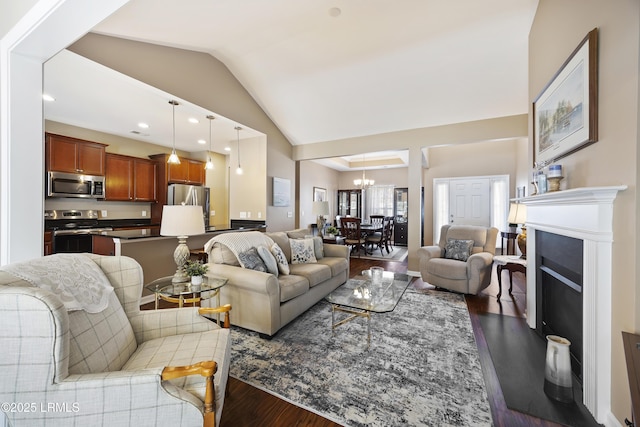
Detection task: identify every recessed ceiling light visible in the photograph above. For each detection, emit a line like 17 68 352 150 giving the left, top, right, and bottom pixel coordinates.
197 139 206 145
224 146 231 152
138 122 149 129
329 7 341 17
42 94 55 102
188 117 199 124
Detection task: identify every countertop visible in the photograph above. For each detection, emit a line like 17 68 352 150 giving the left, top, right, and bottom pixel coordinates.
92 225 265 240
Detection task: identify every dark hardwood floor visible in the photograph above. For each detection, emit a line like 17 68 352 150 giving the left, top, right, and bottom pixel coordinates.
218 256 564 427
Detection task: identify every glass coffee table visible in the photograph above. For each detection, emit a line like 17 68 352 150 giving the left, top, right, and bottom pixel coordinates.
325 270 411 347
145 275 228 323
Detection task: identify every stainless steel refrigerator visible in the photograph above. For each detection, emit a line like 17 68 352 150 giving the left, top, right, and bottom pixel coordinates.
167 184 210 228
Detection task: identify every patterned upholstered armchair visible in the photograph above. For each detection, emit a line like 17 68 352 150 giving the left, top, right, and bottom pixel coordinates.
418 224 498 295
0 254 231 427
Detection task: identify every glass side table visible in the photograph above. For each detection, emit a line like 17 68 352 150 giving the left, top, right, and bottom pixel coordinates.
145 275 228 322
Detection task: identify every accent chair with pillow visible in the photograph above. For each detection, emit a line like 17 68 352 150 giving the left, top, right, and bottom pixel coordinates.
0 253 231 427
418 224 498 295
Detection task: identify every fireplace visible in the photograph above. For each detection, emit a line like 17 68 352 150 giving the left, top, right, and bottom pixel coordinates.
535 230 583 379
520 186 625 425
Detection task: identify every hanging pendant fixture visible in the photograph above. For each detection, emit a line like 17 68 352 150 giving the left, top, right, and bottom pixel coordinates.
167 100 181 164
204 115 215 170
235 126 243 175
353 154 374 188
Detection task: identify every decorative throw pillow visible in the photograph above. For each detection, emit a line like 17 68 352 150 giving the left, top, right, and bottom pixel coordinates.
270 243 290 275
257 245 279 277
444 239 475 262
237 247 268 272
289 238 318 264
311 236 324 260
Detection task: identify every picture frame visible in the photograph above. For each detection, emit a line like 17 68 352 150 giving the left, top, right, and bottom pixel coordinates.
533 28 598 164
272 177 290 207
313 187 327 202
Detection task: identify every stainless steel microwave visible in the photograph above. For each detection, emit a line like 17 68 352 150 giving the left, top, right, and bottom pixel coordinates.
47 171 105 199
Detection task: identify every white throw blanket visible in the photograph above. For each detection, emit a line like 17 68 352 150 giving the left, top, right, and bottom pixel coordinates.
0 253 113 313
204 231 274 268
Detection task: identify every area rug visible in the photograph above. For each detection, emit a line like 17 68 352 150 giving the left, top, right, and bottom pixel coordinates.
229 287 492 427
478 312 601 427
358 246 408 262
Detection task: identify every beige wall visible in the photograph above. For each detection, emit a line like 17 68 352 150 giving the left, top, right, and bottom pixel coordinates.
423 138 525 245
228 136 267 222
338 167 409 189
298 161 340 229
530 1 639 423
69 33 296 232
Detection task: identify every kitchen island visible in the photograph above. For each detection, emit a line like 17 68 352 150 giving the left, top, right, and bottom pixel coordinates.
92 226 265 293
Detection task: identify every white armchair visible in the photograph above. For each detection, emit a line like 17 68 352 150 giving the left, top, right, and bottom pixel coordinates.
418 224 498 295
0 254 231 427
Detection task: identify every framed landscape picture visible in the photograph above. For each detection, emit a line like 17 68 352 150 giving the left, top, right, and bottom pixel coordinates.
533 28 598 164
313 187 327 202
273 177 290 207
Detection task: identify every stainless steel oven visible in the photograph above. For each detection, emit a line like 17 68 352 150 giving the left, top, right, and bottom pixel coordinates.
45 210 112 253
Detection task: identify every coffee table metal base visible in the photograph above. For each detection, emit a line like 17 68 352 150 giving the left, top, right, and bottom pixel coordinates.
331 304 371 347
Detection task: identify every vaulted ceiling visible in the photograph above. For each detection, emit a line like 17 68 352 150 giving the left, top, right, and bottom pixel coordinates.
44 0 538 167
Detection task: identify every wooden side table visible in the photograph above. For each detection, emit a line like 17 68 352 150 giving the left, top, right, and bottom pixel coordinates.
493 255 527 299
500 231 518 255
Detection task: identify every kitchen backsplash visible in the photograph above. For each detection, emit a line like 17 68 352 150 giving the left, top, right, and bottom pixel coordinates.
45 198 153 220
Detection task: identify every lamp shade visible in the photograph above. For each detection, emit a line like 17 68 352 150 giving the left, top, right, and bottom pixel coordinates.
507 203 527 224
312 201 330 216
160 205 205 236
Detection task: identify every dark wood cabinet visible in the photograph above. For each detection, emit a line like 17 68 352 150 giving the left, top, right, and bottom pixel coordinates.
45 133 106 175
105 153 157 202
167 158 205 185
394 222 408 246
149 154 205 224
44 231 52 256
337 189 362 219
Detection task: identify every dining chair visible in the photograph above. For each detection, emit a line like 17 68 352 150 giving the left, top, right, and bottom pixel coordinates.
384 216 395 253
365 216 388 255
340 217 366 257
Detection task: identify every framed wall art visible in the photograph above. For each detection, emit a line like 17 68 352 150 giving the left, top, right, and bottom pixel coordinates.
272 177 290 207
313 187 327 202
533 28 598 164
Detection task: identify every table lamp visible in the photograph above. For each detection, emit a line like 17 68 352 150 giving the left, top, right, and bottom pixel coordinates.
160 204 205 282
312 201 330 236
507 203 527 259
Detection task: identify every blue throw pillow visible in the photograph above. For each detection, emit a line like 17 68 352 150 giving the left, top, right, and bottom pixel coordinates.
444 239 474 262
238 247 268 272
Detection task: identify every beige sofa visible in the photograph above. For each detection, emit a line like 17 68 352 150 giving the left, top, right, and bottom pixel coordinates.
205 229 349 337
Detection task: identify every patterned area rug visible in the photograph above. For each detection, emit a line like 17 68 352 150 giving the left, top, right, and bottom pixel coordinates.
229 287 492 427
357 246 408 262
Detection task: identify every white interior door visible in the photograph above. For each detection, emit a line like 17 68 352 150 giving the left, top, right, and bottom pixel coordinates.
449 178 491 226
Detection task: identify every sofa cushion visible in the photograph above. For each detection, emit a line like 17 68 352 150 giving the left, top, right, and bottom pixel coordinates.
209 242 240 266
428 258 468 280
237 247 268 272
270 243 290 275
290 238 317 264
278 274 310 302
286 228 312 239
266 232 292 262
445 239 474 262
288 263 332 287
257 246 278 276
316 256 349 277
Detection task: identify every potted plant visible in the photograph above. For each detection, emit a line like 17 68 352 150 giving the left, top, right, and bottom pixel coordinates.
326 225 338 237
184 259 208 285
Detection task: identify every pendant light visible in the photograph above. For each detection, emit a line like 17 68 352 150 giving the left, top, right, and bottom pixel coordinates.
204 115 215 170
167 100 181 164
353 154 374 188
235 126 243 175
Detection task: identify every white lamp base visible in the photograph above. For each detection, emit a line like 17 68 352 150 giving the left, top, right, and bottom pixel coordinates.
172 236 191 283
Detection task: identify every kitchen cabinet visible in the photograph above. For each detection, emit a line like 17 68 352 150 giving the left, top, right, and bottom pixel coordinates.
45 133 106 176
149 153 205 224
44 231 52 256
105 153 157 202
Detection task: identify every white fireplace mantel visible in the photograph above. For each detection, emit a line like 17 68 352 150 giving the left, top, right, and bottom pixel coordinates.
519 185 626 426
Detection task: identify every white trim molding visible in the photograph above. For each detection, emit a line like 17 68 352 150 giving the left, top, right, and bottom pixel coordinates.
519 185 626 426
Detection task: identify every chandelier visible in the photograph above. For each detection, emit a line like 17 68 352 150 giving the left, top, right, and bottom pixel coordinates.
353 154 374 188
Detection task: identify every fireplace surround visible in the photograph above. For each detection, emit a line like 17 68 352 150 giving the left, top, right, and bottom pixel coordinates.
520 186 626 424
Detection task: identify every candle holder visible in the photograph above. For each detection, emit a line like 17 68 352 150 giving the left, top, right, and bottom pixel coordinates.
547 176 564 192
